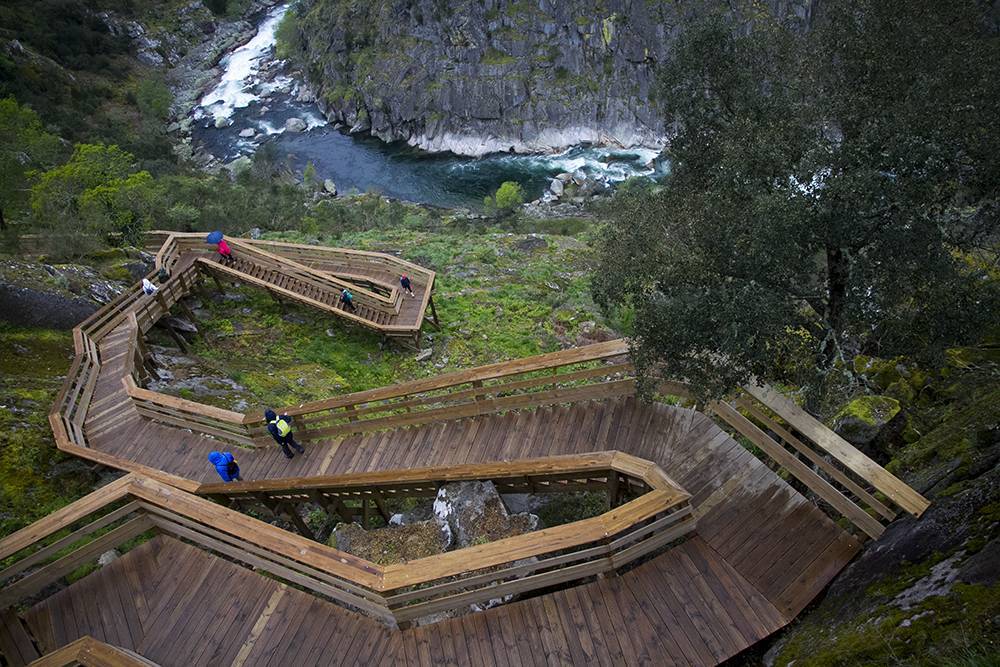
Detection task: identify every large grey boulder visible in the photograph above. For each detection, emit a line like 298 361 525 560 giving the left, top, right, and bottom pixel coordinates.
284 117 307 132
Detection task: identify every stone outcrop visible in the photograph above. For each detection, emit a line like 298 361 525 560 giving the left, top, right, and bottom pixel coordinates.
287 0 814 156
0 260 127 329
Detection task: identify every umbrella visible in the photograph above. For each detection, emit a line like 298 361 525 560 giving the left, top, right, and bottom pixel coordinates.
206 231 224 244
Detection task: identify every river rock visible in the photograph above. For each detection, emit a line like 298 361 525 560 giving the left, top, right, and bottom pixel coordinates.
549 178 564 197
415 348 433 362
323 179 337 195
571 169 587 186
284 117 307 132
239 127 255 137
214 116 230 129
555 172 573 182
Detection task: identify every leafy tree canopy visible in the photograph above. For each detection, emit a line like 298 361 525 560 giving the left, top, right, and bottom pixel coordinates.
593 0 1000 400
0 97 64 228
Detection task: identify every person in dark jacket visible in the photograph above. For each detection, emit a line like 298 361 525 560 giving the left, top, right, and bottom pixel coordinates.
340 288 356 313
208 451 242 482
264 409 305 459
400 273 415 297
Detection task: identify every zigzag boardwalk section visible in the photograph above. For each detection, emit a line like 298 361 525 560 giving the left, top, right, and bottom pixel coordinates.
15 232 929 666
20 399 859 666
23 534 784 667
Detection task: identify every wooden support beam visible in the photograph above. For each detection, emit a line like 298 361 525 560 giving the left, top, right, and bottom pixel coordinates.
608 472 619 510
211 273 225 293
164 319 190 353
362 497 370 529
428 295 440 328
371 492 391 523
280 502 315 540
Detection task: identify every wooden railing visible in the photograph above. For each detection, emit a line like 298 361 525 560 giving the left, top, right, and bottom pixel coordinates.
708 384 931 539
29 637 160 667
0 457 694 629
244 339 635 443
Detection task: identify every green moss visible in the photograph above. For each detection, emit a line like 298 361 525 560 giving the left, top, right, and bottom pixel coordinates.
776 582 1000 666
834 395 901 427
481 48 516 66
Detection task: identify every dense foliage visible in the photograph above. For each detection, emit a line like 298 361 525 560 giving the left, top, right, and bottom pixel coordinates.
594 0 1000 399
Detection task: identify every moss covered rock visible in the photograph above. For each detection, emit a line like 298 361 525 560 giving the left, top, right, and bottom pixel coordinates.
833 395 903 446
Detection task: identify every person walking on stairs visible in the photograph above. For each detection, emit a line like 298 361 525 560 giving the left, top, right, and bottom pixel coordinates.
208 451 243 482
340 288 357 313
400 273 415 297
216 238 235 265
265 409 305 459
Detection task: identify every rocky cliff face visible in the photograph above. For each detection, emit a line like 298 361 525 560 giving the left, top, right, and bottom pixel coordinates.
287 0 813 156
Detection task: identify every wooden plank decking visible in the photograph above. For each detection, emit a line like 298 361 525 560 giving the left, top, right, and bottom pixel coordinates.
24 534 788 667
69 395 861 665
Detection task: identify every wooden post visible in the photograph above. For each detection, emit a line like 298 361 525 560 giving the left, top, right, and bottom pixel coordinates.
371 492 391 523
362 497 370 529
607 472 619 510
428 295 440 327
211 273 225 293
177 299 198 327
164 320 190 353
280 502 315 540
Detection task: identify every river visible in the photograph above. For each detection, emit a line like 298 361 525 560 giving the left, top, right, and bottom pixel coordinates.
192 4 665 209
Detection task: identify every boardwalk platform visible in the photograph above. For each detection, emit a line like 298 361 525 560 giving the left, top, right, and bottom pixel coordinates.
25 535 788 666
5 232 930 667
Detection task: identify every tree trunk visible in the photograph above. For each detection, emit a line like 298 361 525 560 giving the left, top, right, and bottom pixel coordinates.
821 245 850 367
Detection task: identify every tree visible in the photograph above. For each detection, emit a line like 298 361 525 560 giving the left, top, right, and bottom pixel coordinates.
0 98 63 230
593 1 1000 400
485 180 525 216
30 143 155 256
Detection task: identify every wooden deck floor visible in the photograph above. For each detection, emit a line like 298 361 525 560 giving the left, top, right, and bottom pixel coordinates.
71 377 861 665
26 534 789 667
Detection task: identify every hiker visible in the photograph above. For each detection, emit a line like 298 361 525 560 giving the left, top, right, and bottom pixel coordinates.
340 288 356 312
141 278 159 296
216 238 234 264
265 409 305 459
208 451 243 482
400 273 415 297
157 267 170 284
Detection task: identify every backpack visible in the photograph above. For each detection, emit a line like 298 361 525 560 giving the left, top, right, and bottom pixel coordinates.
226 459 239 478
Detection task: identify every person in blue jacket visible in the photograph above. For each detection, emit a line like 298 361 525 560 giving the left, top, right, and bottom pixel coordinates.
265 409 305 459
208 451 242 482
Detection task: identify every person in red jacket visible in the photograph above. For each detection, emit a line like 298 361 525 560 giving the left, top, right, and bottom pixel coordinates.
216 238 234 264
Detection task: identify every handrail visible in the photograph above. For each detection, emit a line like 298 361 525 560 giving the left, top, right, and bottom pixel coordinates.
29 636 160 666
0 456 695 627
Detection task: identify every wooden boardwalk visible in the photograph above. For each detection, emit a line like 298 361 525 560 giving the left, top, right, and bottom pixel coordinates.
25 534 788 666
73 394 860 663
15 232 913 666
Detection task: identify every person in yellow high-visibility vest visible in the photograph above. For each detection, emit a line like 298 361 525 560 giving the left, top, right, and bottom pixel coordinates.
264 409 305 459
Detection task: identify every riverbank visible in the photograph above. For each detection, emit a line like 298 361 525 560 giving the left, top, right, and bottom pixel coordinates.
166 3 666 209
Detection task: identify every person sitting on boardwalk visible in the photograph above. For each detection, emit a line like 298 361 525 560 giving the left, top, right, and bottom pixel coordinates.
265 409 305 459
141 278 159 296
400 273 415 298
216 238 234 264
208 451 243 482
340 288 356 312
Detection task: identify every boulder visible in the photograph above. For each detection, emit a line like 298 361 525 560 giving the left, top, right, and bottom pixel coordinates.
833 395 903 449
415 348 433 362
555 172 573 182
98 550 120 567
238 127 255 138
214 116 230 129
323 179 337 195
548 177 564 197
284 117 307 132
515 235 548 253
432 480 538 549
571 169 587 185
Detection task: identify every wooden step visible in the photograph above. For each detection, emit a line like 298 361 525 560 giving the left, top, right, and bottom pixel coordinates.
0 608 39 667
